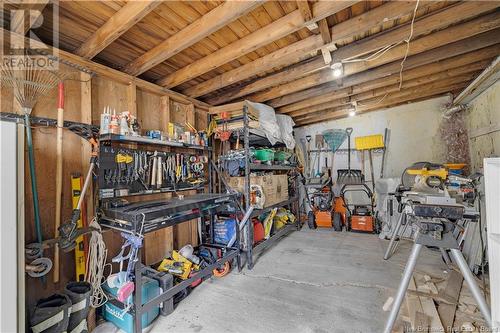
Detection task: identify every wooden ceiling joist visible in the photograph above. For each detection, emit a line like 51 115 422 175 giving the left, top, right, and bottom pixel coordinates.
182 35 325 98
270 31 500 109
207 1 499 105
9 1 499 126
9 0 49 35
296 1 317 30
288 61 490 118
122 1 262 77
295 79 471 126
186 1 425 100
156 0 358 88
184 2 426 99
453 55 500 105
279 45 500 114
1 28 210 109
244 13 500 105
74 1 160 59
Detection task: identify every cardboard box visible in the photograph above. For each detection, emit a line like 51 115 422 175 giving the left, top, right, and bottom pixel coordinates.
227 174 288 207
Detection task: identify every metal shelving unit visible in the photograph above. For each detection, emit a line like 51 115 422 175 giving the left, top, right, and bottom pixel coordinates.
210 102 300 269
100 192 241 333
97 113 242 333
240 104 300 269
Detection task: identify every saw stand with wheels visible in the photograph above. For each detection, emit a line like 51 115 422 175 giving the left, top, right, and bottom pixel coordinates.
383 204 492 333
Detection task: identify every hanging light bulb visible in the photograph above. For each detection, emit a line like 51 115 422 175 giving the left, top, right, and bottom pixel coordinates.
348 110 356 117
331 62 343 78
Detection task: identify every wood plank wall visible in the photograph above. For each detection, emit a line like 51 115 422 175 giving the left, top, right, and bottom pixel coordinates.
0 65 205 308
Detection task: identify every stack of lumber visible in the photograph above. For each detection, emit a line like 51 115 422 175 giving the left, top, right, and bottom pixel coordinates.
388 269 489 332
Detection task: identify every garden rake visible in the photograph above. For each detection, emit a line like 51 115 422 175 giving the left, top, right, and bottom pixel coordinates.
1 53 64 280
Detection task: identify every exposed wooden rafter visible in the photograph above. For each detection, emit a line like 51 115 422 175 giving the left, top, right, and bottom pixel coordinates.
295 79 472 126
182 1 424 99
296 1 318 30
74 0 160 59
12 0 500 126
206 1 499 105
0 28 210 109
122 1 263 76
9 0 48 35
453 55 500 105
279 45 500 115
270 33 500 109
243 13 500 104
156 0 358 88
288 60 490 118
183 1 425 97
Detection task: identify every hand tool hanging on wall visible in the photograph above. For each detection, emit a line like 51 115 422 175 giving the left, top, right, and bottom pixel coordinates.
337 128 363 184
368 149 375 193
54 81 65 283
305 135 312 177
150 151 157 188
315 134 324 176
71 174 87 282
1 56 65 282
24 126 99 280
156 155 162 189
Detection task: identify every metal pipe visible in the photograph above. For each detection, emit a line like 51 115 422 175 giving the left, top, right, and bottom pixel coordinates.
443 104 468 117
243 105 253 269
450 249 492 327
384 243 423 333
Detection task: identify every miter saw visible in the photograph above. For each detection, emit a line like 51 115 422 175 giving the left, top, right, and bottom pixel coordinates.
384 162 479 260
382 162 491 333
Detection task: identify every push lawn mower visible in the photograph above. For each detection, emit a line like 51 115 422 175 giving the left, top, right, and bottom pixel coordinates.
304 171 343 231
340 183 378 233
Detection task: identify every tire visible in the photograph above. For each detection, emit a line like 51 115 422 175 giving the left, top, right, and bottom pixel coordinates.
333 212 342 231
307 211 317 229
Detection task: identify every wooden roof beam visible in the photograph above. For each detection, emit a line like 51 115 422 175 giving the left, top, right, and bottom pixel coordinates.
157 0 358 88
74 0 160 59
295 78 472 125
453 55 500 105
122 1 262 77
183 1 423 99
279 46 500 114
270 34 500 108
296 1 318 30
295 80 470 126
1 28 210 109
318 18 333 64
245 13 500 104
207 1 499 105
9 0 48 35
288 62 489 118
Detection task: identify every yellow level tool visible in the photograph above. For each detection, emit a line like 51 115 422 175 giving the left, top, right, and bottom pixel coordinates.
71 174 86 281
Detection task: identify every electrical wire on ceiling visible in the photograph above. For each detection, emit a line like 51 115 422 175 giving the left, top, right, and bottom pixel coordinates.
398 0 420 90
356 92 389 108
344 0 420 108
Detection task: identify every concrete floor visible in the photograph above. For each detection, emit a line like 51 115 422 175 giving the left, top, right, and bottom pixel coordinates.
151 228 448 333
